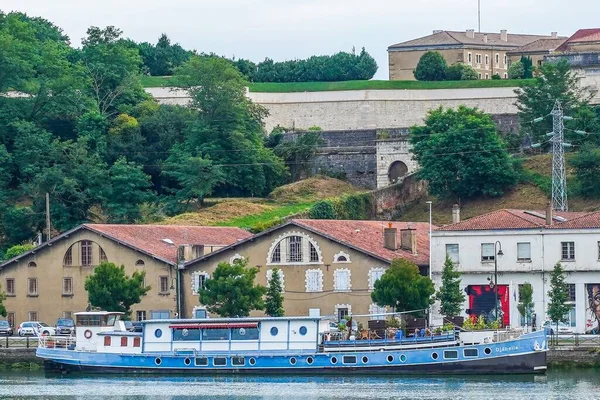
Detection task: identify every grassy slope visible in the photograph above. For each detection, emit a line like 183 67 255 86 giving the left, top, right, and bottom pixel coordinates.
141 76 533 92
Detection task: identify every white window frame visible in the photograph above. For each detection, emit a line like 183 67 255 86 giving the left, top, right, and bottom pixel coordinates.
335 304 352 322
191 271 210 295
369 303 387 321
446 244 459 264
597 241 600 260
305 269 323 293
266 269 285 293
476 54 482 64
485 55 489 66
485 73 489 79
504 54 508 65
62 277 73 295
517 242 531 262
481 243 495 262
333 251 351 263
495 53 500 65
333 268 352 292
504 73 508 79
467 52 472 63
229 254 244 264
267 231 323 266
561 242 575 261
368 267 385 290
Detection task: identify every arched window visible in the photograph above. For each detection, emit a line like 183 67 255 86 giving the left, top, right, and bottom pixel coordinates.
63 247 73 267
229 254 244 264
135 259 145 267
333 251 351 263
28 261 37 268
267 232 322 265
100 249 108 263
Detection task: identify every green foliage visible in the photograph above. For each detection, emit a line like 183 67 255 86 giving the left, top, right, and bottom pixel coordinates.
309 201 336 219
516 59 593 144
517 282 534 327
570 149 600 198
414 51 447 81
435 255 465 318
136 33 193 76
0 284 5 318
521 56 533 79
104 157 154 222
198 259 266 317
84 262 151 319
265 268 284 317
4 244 35 260
446 63 478 81
371 259 435 314
410 106 517 202
508 61 525 79
492 73 501 80
547 262 571 324
254 48 377 82
274 131 324 181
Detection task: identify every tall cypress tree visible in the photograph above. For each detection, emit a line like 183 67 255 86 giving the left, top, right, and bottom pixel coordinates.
435 255 465 319
547 262 570 332
265 269 284 317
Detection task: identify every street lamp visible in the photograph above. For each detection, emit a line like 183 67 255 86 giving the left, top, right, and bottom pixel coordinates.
494 241 504 327
426 201 432 326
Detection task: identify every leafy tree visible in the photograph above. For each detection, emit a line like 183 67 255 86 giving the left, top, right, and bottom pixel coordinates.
4 243 35 260
274 131 324 181
198 259 266 317
104 157 154 223
371 259 435 315
435 255 465 319
570 149 600 198
414 51 447 81
446 63 478 81
517 282 534 329
410 106 517 202
265 269 284 317
0 284 6 317
516 59 594 144
521 56 533 79
309 200 336 219
547 262 571 329
84 262 150 319
508 60 525 79
137 34 192 76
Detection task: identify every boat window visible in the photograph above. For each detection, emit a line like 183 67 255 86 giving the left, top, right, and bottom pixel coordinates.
299 326 308 336
290 357 297 365
270 327 278 336
133 337 141 347
203 329 229 341
342 355 357 364
195 357 208 366
464 348 478 358
173 328 201 341
307 357 314 365
361 356 369 364
104 336 111 346
444 350 458 359
231 327 259 340
213 357 227 366
431 352 439 360
249 358 256 366
232 357 245 366
484 347 492 355
121 337 128 347
105 315 118 326
386 355 394 363
76 315 102 326
154 329 162 338
399 354 407 363
330 356 338 364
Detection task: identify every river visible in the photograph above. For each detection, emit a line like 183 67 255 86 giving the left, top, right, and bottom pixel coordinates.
0 370 598 399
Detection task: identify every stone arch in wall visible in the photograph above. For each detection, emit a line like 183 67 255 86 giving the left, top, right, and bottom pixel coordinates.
388 161 408 184
376 138 418 189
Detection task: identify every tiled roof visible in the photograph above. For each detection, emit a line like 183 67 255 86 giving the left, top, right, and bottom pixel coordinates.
556 29 600 52
389 31 556 50
84 224 252 264
437 209 597 231
293 219 433 265
507 38 567 54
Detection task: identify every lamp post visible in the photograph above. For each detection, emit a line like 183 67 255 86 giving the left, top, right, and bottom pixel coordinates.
426 201 432 326
494 241 504 327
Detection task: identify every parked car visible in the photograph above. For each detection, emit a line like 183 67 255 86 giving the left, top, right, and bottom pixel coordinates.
18 322 39 336
0 320 13 336
124 321 133 332
131 322 143 333
543 321 574 335
55 318 75 335
36 322 56 336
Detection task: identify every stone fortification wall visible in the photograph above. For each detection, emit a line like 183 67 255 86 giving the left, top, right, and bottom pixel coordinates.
146 87 520 132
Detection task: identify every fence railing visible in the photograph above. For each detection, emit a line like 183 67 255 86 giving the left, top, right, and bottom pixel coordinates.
38 335 76 349
0 336 40 349
548 333 600 348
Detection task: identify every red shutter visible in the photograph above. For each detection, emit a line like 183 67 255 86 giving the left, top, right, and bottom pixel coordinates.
133 337 141 347
104 336 111 346
121 337 128 347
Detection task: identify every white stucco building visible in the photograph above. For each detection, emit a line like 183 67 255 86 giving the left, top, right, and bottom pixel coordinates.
431 206 600 333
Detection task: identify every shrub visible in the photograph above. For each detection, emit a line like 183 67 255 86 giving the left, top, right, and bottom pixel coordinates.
508 61 525 79
492 73 501 80
446 63 478 81
4 244 35 260
309 201 335 219
414 51 447 81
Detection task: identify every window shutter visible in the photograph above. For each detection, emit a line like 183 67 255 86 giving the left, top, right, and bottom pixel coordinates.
517 243 530 260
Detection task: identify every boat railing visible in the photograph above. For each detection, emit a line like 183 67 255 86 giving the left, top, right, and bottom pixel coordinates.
323 331 456 349
38 335 76 350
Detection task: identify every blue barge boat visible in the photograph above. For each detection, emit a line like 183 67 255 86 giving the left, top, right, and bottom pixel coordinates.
36 311 548 374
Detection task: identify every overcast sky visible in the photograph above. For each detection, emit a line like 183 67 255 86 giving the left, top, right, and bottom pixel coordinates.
4 0 599 79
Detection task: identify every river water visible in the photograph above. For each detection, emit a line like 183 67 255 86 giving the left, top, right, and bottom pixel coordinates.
0 370 598 399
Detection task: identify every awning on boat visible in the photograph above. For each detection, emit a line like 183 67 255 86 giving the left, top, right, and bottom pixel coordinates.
168 323 259 329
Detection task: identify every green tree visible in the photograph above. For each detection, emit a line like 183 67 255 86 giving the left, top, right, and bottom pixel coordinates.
265 269 284 317
435 255 465 319
516 59 594 144
410 106 517 202
309 200 336 219
274 131 324 181
570 149 600 198
521 56 533 79
446 63 478 81
547 262 571 330
0 284 6 318
371 259 435 314
508 61 524 79
517 282 534 329
4 243 35 260
198 259 266 317
104 157 154 223
84 262 150 319
414 51 447 81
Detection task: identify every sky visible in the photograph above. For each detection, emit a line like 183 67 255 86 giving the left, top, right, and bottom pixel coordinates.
3 0 599 79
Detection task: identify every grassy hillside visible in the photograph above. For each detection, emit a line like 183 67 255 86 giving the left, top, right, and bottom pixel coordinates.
397 154 600 226
140 76 533 92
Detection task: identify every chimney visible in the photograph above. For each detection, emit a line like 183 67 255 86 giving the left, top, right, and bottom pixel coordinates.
501 29 508 42
466 29 475 39
384 223 398 251
452 204 461 224
546 202 553 226
551 32 558 39
400 228 417 254
483 34 488 44
177 244 199 264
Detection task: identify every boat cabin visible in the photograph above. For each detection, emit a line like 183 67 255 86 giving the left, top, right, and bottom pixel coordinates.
74 311 130 352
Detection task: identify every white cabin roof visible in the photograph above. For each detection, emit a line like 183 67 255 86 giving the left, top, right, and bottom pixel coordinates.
73 311 124 316
141 316 321 324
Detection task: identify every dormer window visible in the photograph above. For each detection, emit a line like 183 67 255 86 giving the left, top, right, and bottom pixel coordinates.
267 232 322 265
333 251 351 263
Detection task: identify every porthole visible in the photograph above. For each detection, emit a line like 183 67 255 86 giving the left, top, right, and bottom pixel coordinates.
154 329 162 338
331 356 338 364
299 326 308 336
387 355 394 363
290 357 297 365
484 347 492 355
431 352 439 360
270 327 278 336
249 358 256 366
362 356 369 364
184 358 191 366
399 354 407 363
155 357 162 366
307 357 314 365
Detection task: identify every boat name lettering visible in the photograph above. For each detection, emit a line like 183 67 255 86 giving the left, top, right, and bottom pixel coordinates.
495 345 519 353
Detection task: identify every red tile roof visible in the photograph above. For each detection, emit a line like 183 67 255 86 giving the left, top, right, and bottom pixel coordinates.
84 224 252 264
556 29 600 52
437 209 599 231
293 220 434 265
